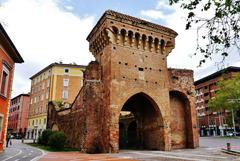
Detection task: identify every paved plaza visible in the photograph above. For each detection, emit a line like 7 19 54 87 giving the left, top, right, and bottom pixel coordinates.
0 137 239 161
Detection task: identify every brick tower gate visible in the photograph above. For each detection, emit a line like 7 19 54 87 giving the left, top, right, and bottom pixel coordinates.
47 10 199 153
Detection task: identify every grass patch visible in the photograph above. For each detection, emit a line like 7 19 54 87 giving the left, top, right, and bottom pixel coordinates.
26 143 79 152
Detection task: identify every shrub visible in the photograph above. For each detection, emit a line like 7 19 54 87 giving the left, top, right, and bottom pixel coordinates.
41 129 53 145
48 131 66 149
37 135 43 144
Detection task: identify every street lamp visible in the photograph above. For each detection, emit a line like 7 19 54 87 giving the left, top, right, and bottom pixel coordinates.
227 99 238 136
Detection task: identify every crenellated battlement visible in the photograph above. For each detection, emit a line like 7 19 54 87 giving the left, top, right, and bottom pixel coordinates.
87 10 177 57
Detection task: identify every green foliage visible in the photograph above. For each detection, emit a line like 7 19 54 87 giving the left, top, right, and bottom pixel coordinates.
54 99 71 110
48 131 66 149
55 99 65 108
37 135 43 144
40 129 53 145
169 0 240 66
226 114 233 127
208 74 240 112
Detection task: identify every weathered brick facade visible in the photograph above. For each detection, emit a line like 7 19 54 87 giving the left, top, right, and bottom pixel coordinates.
47 10 199 153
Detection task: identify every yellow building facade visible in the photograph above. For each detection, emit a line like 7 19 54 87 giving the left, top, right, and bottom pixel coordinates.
26 63 85 139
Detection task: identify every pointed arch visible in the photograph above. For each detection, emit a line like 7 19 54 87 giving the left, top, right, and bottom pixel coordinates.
119 92 164 150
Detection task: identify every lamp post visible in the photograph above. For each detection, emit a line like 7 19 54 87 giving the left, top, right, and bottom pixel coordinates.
227 99 238 136
231 109 236 136
218 112 224 136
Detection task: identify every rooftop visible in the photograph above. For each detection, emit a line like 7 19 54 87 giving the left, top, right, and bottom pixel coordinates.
30 62 86 79
11 93 30 100
194 66 240 85
0 23 24 63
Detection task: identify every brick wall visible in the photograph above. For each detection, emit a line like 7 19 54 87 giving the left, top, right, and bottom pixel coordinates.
47 10 198 153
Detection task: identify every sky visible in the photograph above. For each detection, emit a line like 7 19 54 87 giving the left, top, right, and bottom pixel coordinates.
0 0 239 98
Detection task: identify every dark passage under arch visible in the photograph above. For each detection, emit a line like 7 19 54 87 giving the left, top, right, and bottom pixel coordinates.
119 93 164 150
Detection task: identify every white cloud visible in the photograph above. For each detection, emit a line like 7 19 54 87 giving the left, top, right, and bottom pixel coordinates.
0 0 95 97
140 0 171 20
140 10 165 20
65 5 73 11
156 1 172 10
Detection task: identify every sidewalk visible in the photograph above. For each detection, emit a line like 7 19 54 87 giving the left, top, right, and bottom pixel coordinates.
38 152 137 161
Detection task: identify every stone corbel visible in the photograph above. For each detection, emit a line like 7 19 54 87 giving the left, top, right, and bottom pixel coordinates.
116 31 121 44
123 33 128 46
131 35 135 47
156 42 160 53
162 41 175 56
162 45 174 56
143 37 148 50
89 42 96 56
105 28 115 44
150 41 154 52
102 34 107 47
138 37 142 49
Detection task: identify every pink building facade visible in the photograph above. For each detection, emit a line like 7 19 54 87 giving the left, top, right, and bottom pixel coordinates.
8 94 30 138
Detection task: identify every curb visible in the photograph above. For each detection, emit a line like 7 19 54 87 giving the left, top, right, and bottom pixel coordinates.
221 149 240 156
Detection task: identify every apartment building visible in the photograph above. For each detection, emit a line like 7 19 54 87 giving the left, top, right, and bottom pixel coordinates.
195 66 240 137
0 23 24 151
8 94 30 138
26 62 85 139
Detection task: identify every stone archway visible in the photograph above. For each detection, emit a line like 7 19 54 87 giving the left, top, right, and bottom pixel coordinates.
119 93 164 150
169 91 191 149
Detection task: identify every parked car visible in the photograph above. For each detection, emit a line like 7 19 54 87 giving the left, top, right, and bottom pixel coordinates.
233 132 240 136
226 132 240 136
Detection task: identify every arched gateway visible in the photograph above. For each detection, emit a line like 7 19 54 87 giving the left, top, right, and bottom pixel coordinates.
119 93 164 150
47 10 199 153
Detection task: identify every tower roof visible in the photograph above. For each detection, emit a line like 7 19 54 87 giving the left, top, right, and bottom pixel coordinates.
87 10 178 41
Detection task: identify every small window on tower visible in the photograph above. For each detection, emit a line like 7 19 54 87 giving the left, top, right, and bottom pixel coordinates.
138 67 144 71
64 68 69 74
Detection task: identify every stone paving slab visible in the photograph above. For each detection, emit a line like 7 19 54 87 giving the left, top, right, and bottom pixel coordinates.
38 152 138 161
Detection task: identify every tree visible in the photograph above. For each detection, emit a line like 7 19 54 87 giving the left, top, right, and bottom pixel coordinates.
208 74 240 135
169 0 240 66
208 74 240 111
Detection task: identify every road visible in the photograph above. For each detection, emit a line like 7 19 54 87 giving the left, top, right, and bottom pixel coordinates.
110 137 240 161
200 136 240 148
0 139 45 161
0 137 239 161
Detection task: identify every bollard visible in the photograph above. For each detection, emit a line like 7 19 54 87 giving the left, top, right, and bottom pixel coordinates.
227 143 231 151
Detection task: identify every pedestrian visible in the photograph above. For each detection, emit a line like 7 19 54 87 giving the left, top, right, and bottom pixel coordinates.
6 132 11 147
